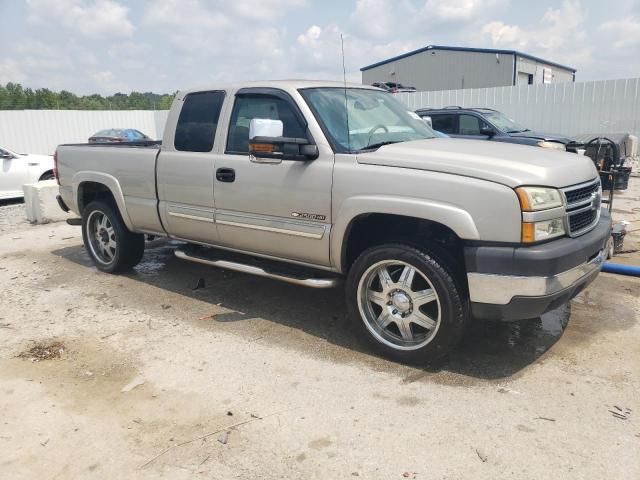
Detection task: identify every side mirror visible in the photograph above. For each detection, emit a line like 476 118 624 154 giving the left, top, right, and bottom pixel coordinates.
249 118 318 162
421 116 433 128
480 125 495 138
0 152 13 160
249 118 283 139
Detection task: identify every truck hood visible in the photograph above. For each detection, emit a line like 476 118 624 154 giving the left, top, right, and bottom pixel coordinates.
356 138 598 188
508 130 573 143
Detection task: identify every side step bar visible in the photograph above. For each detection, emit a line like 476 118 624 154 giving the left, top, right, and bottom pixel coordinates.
175 249 342 288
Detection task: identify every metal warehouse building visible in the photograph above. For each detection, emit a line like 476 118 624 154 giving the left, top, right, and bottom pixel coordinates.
361 45 576 92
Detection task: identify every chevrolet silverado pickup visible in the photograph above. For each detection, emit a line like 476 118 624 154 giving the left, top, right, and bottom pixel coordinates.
55 81 611 363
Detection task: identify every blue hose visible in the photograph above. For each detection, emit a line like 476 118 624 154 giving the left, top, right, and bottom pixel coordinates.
601 262 640 277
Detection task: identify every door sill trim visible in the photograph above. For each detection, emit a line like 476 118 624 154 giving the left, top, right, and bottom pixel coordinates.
216 219 323 239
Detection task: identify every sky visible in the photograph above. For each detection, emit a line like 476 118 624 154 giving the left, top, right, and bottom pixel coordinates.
1 0 639 95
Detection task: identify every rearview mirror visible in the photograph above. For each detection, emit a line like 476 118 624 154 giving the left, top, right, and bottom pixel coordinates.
248 118 318 162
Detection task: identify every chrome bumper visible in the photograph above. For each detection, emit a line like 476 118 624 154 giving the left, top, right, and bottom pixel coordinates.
467 249 605 305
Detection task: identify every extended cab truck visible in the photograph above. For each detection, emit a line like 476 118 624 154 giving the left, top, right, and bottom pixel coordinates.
55 81 611 363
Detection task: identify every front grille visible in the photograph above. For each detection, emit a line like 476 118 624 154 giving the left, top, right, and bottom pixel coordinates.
564 183 598 205
561 179 601 236
569 208 598 233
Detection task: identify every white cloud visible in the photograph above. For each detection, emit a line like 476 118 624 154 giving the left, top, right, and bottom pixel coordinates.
349 0 415 40
481 0 592 68
422 0 508 21
482 21 525 46
293 24 420 81
143 0 229 30
228 0 307 21
91 70 128 93
26 0 134 38
599 16 640 48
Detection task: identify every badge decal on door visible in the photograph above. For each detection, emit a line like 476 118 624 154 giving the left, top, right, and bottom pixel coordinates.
291 212 326 221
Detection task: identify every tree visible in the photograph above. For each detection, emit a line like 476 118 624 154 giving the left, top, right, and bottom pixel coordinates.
0 82 176 110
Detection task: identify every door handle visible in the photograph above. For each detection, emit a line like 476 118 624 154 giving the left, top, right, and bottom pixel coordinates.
216 168 235 182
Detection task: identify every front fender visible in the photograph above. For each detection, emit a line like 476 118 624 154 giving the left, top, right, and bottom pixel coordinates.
330 195 480 271
72 171 134 231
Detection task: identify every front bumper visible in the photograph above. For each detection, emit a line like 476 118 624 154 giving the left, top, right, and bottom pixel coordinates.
466 209 611 321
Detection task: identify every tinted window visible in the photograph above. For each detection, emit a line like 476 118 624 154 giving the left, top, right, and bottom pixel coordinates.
175 91 225 152
431 114 457 134
226 95 306 154
459 115 482 135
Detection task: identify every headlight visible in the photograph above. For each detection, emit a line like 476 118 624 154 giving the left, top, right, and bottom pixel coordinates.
537 140 566 150
522 218 565 243
515 186 564 211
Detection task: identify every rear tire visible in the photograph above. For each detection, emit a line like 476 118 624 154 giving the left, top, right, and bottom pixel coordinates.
346 243 466 364
81 200 145 273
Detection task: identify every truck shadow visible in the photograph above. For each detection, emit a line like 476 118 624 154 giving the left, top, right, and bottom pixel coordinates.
53 240 573 381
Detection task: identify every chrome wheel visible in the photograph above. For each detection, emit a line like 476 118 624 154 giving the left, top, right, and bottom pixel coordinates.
357 260 441 351
86 210 117 265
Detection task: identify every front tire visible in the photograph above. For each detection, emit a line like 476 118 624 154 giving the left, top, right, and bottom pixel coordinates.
81 200 145 273
346 244 466 364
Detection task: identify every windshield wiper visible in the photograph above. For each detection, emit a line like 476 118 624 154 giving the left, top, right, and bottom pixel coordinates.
357 140 401 152
507 128 530 133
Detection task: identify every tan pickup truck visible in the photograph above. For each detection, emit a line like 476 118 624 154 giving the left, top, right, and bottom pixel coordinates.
55 80 611 363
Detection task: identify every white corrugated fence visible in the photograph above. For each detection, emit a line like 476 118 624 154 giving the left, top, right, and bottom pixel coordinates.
396 77 640 139
0 110 169 155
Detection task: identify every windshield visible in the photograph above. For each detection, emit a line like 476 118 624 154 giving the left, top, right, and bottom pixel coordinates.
483 111 528 133
300 87 436 153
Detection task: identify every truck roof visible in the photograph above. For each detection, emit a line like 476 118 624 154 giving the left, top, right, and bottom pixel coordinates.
179 79 379 96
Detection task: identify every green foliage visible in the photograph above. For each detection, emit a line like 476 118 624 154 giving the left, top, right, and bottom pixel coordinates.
0 83 176 110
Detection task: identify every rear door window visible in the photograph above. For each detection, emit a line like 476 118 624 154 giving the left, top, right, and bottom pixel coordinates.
431 114 457 134
175 91 225 152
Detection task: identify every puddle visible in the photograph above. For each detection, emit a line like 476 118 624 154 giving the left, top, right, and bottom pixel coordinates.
133 246 175 276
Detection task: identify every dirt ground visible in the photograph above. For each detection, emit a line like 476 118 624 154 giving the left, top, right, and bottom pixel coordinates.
1 180 639 480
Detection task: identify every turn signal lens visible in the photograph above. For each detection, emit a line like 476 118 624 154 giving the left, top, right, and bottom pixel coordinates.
249 143 274 153
521 218 565 243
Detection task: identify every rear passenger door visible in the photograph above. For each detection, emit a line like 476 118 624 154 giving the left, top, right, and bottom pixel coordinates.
430 114 458 136
156 90 226 243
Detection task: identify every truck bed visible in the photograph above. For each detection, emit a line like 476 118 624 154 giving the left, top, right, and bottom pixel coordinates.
56 141 164 234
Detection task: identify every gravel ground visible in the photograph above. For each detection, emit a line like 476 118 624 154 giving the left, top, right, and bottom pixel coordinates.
0 183 638 480
0 199 28 233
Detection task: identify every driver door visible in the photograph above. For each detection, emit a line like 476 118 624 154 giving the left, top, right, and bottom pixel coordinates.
213 88 333 266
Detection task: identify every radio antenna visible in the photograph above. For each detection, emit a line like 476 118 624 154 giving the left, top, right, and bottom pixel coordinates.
340 33 351 152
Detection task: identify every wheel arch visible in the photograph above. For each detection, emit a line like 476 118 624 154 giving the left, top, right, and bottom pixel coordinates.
332 196 479 273
38 169 55 181
73 172 134 230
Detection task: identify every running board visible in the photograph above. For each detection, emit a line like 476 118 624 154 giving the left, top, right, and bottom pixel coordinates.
174 248 341 288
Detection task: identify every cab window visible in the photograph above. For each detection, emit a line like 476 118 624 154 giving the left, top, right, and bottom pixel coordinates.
226 95 306 154
174 91 225 152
